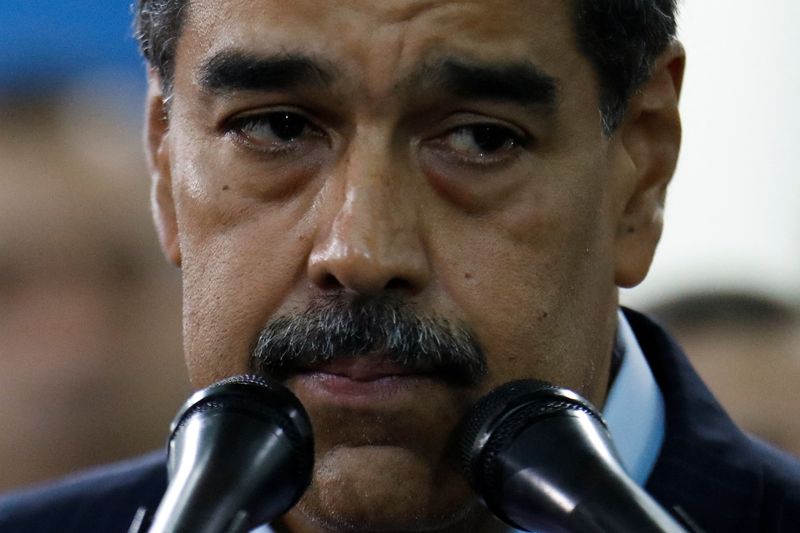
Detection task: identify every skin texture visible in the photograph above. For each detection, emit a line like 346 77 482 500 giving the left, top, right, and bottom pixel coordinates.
145 1 684 531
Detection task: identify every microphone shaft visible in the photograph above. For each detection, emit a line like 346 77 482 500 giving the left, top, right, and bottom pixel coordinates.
499 414 684 533
147 412 298 533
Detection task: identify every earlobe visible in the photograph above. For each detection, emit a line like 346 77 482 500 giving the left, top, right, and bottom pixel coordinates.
145 71 182 267
613 41 685 288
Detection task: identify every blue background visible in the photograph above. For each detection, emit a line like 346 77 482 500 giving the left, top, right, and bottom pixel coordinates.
0 1 143 91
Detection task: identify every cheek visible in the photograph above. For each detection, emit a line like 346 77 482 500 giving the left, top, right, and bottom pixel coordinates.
431 165 617 397
171 143 321 387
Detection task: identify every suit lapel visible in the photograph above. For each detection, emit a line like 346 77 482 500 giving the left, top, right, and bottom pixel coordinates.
624 308 764 532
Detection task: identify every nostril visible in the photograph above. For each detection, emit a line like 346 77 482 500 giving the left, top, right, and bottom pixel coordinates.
308 243 430 295
318 273 343 291
385 277 414 292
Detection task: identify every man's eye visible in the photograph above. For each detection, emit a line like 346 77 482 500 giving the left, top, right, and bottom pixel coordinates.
439 124 527 162
227 111 319 150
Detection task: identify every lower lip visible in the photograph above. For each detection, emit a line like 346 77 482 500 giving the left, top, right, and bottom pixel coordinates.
289 371 430 402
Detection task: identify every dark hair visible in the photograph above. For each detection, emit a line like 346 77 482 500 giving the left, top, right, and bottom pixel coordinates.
573 0 678 131
134 0 188 90
134 0 677 132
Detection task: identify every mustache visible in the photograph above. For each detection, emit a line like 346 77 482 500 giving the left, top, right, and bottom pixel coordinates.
249 294 487 386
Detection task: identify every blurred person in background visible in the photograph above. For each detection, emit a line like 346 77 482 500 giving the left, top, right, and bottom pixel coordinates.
650 292 800 456
0 91 187 492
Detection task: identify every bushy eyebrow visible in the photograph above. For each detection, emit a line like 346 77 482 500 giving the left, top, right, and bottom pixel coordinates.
409 57 559 113
197 50 336 94
196 49 558 114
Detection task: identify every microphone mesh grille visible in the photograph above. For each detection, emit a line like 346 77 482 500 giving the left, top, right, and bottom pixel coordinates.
461 380 603 495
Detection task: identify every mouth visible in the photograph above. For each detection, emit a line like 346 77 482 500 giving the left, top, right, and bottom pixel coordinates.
286 356 437 403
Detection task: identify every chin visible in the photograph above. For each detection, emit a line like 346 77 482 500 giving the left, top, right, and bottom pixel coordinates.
288 445 477 532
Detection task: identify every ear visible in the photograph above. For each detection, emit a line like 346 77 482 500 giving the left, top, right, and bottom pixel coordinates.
145 70 181 267
613 41 685 288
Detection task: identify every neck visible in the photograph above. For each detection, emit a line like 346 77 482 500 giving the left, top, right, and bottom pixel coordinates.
275 504 509 533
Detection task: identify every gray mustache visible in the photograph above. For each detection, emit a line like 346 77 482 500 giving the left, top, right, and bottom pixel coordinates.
249 294 487 386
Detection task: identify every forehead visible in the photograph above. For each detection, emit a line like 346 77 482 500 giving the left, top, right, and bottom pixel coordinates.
177 0 583 90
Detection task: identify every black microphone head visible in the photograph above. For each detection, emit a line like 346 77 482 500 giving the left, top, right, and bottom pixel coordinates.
168 373 314 482
151 374 314 533
461 379 604 491
462 381 687 533
461 379 611 530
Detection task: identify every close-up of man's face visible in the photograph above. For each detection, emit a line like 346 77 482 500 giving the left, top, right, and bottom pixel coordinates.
144 0 683 530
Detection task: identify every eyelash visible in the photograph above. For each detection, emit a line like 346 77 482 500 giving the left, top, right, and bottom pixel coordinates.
429 122 532 168
221 110 532 169
223 111 325 155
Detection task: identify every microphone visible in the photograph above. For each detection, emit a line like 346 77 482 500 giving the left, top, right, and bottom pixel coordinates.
461 380 687 533
145 374 314 533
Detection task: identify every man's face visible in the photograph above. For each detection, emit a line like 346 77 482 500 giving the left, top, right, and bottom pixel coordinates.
150 0 678 530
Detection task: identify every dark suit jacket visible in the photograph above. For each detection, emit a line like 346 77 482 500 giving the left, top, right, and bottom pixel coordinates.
1 310 799 532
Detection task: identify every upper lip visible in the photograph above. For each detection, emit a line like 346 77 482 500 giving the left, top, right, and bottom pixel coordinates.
301 356 423 382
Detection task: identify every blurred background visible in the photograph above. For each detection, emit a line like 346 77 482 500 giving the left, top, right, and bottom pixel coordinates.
621 0 800 456
0 1 188 492
0 0 798 493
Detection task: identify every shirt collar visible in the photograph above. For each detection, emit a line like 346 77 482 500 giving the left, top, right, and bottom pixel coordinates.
603 309 666 485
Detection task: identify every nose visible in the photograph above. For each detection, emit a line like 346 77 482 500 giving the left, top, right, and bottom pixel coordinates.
308 142 431 296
